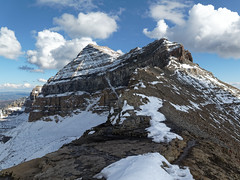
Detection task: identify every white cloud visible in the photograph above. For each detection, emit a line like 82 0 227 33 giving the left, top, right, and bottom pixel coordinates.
53 12 118 39
27 11 118 70
0 27 22 59
144 3 240 59
143 20 168 39
36 0 96 10
0 83 33 90
23 83 32 88
32 69 44 73
149 0 191 25
27 30 95 69
38 78 47 83
27 30 65 69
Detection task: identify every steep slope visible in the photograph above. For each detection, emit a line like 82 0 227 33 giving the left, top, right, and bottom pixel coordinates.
29 38 192 121
0 105 107 170
49 43 121 83
1 39 240 180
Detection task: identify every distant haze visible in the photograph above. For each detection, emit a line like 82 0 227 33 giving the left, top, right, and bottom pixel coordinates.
0 92 29 101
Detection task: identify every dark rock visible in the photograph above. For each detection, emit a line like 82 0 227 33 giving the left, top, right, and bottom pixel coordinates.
0 135 11 143
24 86 42 113
29 39 192 121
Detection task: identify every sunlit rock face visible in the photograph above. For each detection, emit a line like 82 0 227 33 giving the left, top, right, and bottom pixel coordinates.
29 38 193 121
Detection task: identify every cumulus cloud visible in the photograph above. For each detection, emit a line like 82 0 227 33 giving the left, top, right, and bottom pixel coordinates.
36 0 96 10
0 83 33 90
32 69 44 73
144 2 240 59
27 30 95 69
27 30 65 69
27 11 118 70
53 12 118 39
0 27 22 59
149 0 191 25
38 78 47 83
143 20 168 39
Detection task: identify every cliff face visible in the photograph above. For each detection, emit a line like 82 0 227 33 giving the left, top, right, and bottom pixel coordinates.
24 85 42 113
1 39 240 180
29 39 192 121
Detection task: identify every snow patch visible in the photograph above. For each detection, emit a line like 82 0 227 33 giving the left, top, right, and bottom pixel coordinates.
106 77 119 98
7 107 24 111
150 81 163 85
95 153 194 180
88 130 95 135
189 100 201 110
118 100 134 124
136 94 182 142
170 102 190 113
38 91 87 98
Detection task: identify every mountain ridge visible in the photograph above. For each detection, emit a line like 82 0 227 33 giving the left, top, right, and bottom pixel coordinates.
29 38 193 121
0 39 240 179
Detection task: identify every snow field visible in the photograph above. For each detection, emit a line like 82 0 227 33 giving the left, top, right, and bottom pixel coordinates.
95 153 193 180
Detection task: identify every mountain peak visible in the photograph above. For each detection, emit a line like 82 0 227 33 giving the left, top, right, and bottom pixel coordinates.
77 43 121 59
43 38 193 96
48 44 122 85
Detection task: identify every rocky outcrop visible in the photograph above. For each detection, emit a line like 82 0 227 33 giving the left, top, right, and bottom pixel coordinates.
42 39 192 95
29 39 193 121
24 85 42 113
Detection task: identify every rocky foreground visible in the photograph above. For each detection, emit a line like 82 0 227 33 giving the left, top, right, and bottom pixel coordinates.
0 39 240 179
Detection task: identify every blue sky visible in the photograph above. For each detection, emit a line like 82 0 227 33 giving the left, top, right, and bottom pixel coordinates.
1 0 240 92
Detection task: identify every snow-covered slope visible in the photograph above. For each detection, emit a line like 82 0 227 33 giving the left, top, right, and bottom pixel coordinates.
0 110 107 170
167 58 240 132
48 44 121 85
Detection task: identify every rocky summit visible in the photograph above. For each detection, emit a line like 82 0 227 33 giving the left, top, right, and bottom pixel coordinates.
29 39 192 121
1 39 240 180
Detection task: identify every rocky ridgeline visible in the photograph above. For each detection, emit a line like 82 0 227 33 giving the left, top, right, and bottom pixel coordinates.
0 97 27 117
29 39 192 121
1 39 240 179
